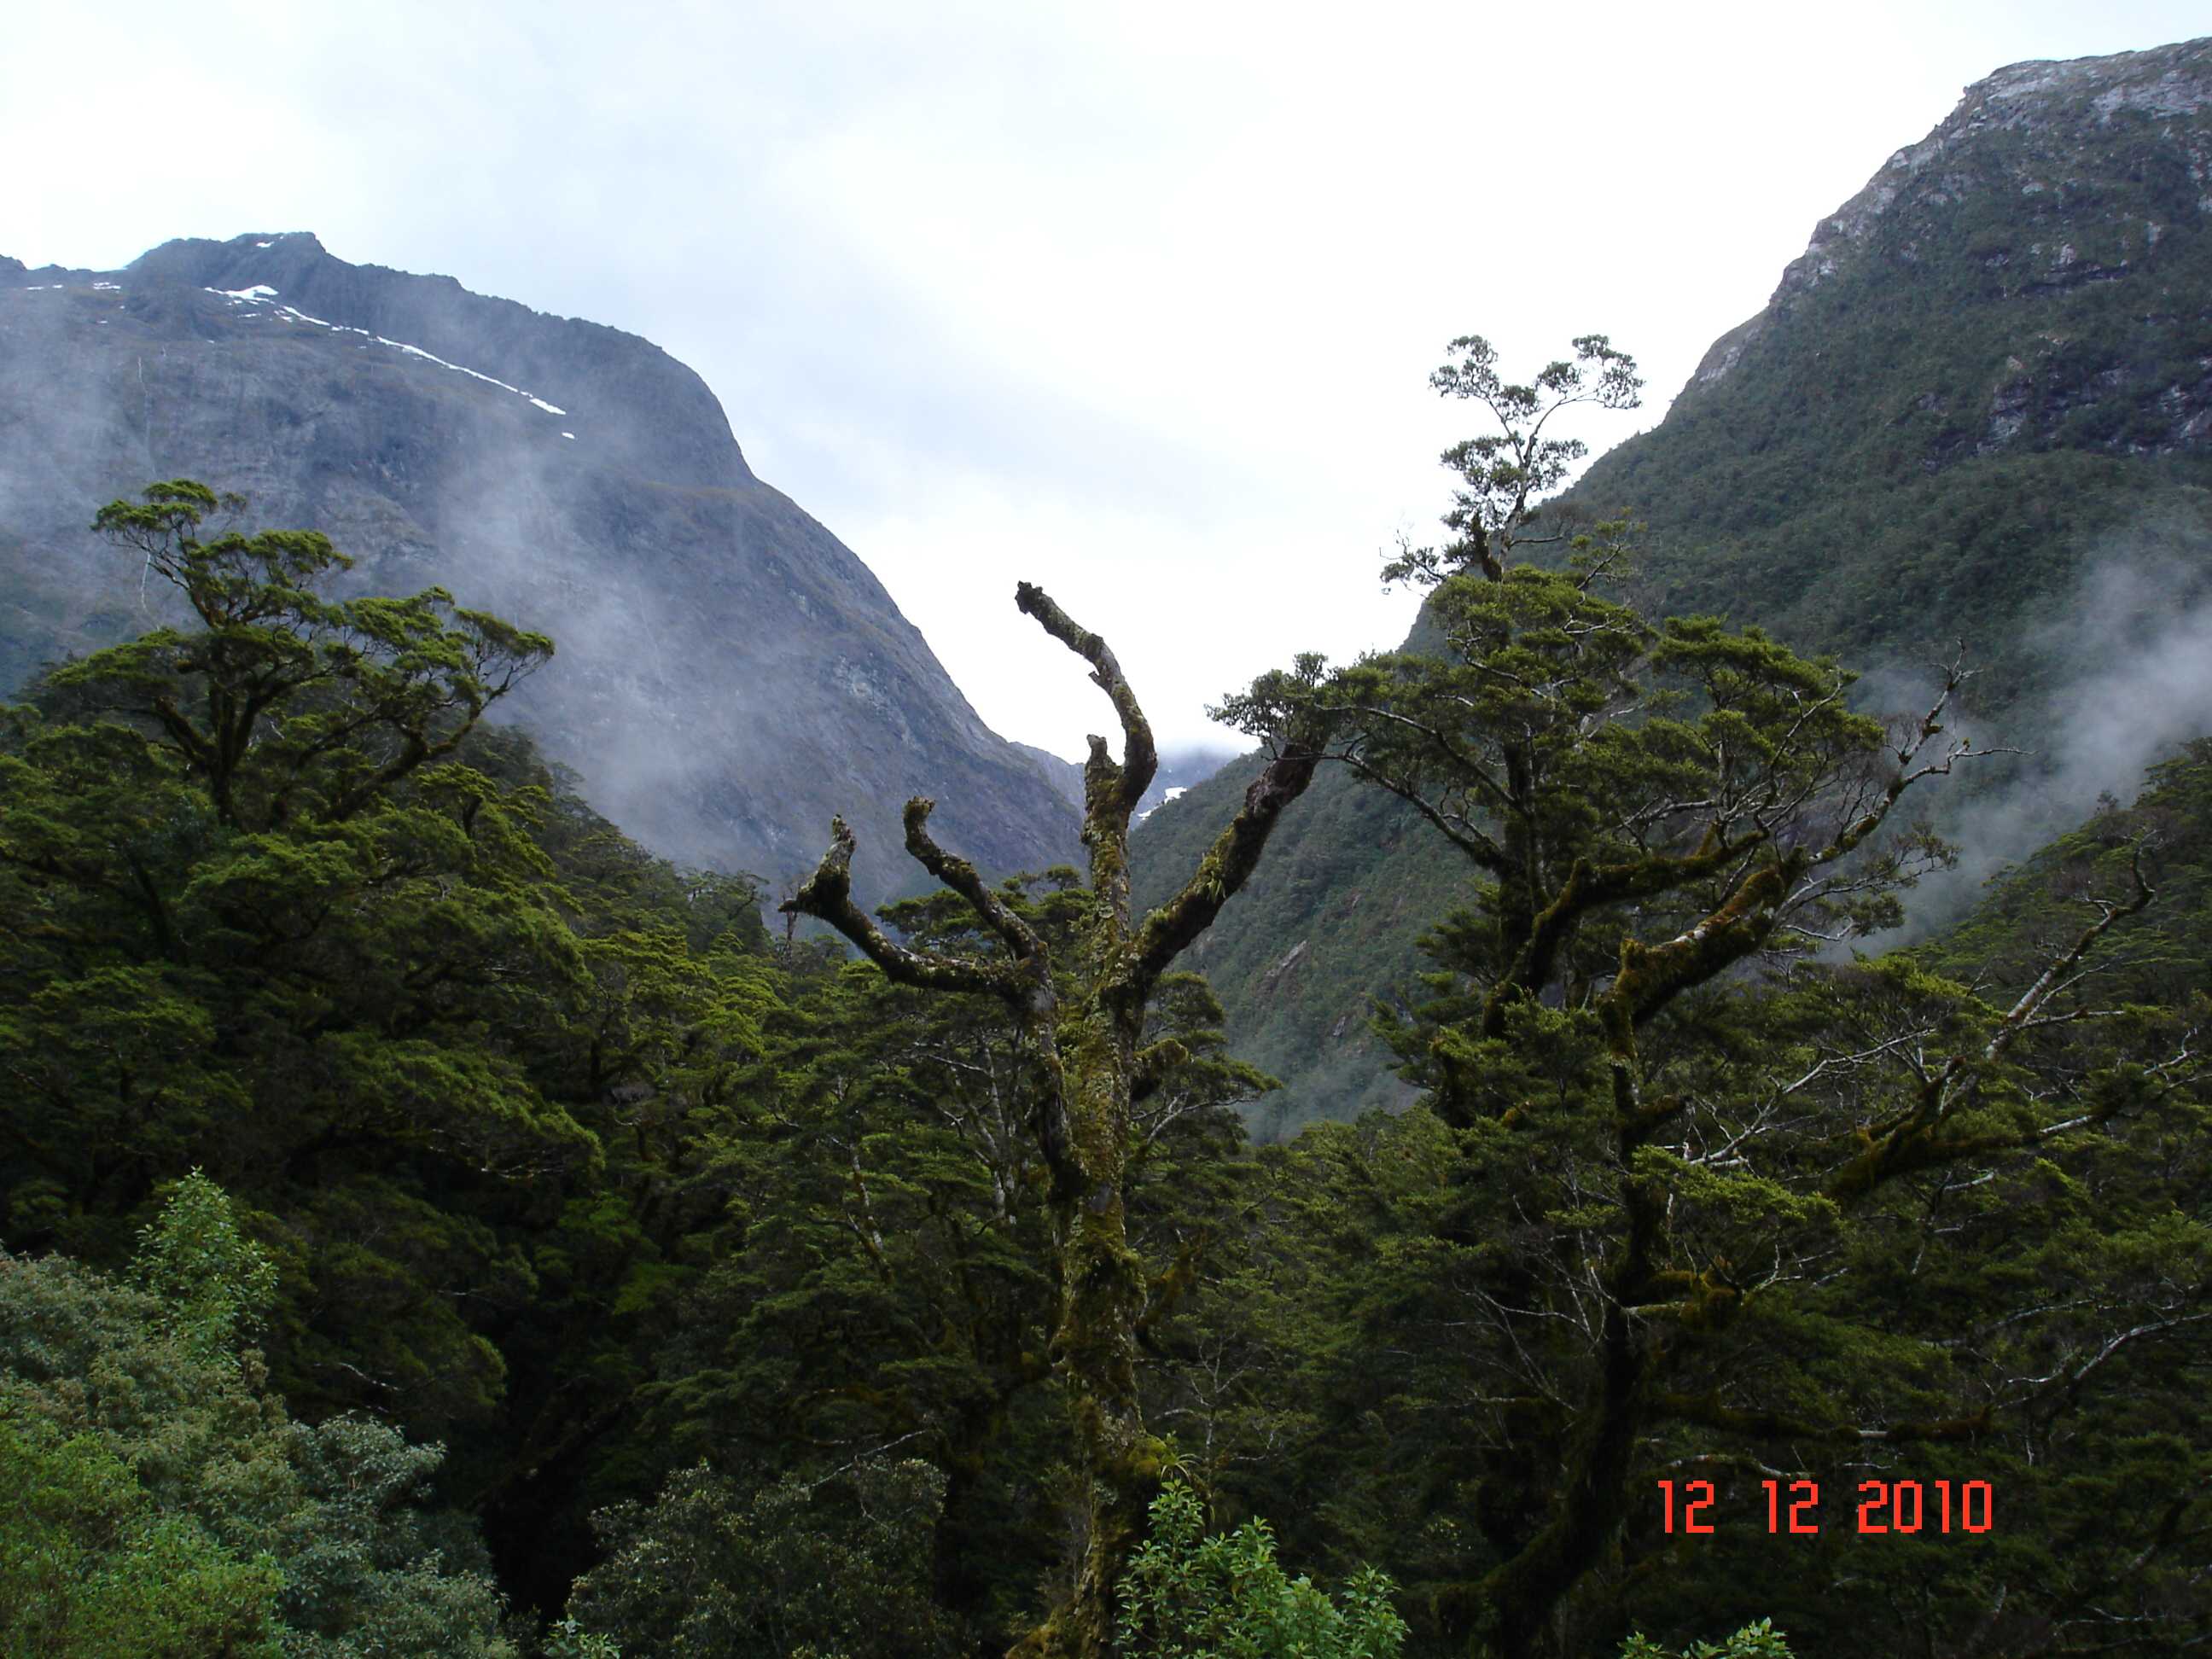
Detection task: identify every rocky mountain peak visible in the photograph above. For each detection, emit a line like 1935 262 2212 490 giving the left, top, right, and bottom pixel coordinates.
1692 35 2211 392
116 231 754 492
1971 37 2212 125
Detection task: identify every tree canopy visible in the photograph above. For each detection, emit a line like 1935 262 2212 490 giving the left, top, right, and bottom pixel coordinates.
4 428 2207 1659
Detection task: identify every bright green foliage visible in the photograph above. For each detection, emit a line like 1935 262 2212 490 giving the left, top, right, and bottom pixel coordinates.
1116 1480 1406 1659
1 1178 515 1656
275 1415 515 1657
134 1167 281 1359
1618 1621 1794 1659
541 1616 624 1658
564 1458 957 1657
0 1412 283 1658
0 1247 298 1560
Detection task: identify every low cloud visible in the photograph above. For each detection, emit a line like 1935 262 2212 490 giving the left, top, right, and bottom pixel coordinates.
1876 538 2212 940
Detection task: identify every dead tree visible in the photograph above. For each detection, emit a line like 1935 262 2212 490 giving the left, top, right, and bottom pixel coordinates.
782 581 1324 1657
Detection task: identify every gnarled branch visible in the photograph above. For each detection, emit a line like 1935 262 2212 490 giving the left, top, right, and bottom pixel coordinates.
778 816 1024 1004
901 798 1046 969
1129 735 1324 994
1016 581 1157 818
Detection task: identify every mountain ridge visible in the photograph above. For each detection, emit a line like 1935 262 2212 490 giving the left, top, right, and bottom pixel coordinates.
1133 33 2212 1134
1 232 1080 902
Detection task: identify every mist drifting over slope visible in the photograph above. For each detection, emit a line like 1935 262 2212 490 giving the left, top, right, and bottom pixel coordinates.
1877 515 2212 939
0 236 1081 904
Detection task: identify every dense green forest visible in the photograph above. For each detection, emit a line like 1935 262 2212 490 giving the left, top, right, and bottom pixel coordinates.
3 425 2207 1658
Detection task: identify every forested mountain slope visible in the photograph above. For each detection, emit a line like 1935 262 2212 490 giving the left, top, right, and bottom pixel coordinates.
0 233 1078 902
1136 36 2212 1134
1589 35 2212 691
6 474 2204 1656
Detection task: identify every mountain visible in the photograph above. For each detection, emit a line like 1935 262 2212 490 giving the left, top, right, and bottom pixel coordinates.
1010 741 1242 825
1133 35 2212 1135
1590 35 2212 695
0 233 1078 903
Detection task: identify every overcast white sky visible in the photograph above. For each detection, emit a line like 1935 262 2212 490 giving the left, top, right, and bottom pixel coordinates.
8 1 2206 759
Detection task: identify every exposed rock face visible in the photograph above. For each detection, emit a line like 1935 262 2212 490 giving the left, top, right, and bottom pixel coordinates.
1687 37 2212 458
0 233 1078 901
1778 41 2211 303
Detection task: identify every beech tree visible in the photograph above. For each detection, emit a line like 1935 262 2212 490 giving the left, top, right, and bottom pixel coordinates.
1218 335 1973 1084
63 480 551 834
781 584 1326 1656
1214 337 2199 1656
645 873 1273 1644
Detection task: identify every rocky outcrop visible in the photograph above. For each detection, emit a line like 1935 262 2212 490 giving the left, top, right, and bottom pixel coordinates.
1687 37 2212 458
1776 38 2212 303
0 234 1079 902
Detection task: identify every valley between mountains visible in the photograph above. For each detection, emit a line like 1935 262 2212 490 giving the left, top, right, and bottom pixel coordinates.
3 32 2209 1659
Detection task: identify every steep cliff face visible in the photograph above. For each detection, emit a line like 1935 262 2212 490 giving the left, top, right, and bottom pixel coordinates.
1598 35 2212 668
1709 38 2212 407
1133 36 2212 1134
0 233 1078 900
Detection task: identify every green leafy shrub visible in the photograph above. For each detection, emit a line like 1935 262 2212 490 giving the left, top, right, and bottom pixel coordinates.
0 1177 515 1656
563 1457 957 1657
1620 1619 1796 1658
0 1412 282 1657
1115 1480 1406 1659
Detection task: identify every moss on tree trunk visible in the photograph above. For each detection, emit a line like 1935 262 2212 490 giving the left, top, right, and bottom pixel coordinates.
785 582 1324 1656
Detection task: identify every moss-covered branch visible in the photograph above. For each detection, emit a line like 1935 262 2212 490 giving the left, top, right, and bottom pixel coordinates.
778 817 1027 1004
1128 737 1324 995
1826 846 2159 1202
1016 581 1157 819
901 798 1048 972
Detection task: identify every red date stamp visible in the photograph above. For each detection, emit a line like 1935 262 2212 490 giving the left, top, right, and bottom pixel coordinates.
1657 1478 1994 1535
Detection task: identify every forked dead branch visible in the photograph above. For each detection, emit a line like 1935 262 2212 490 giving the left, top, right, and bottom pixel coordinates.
783 581 1328 1659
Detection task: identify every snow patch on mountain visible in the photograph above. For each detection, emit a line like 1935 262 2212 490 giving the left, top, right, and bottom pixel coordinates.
208 284 571 422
